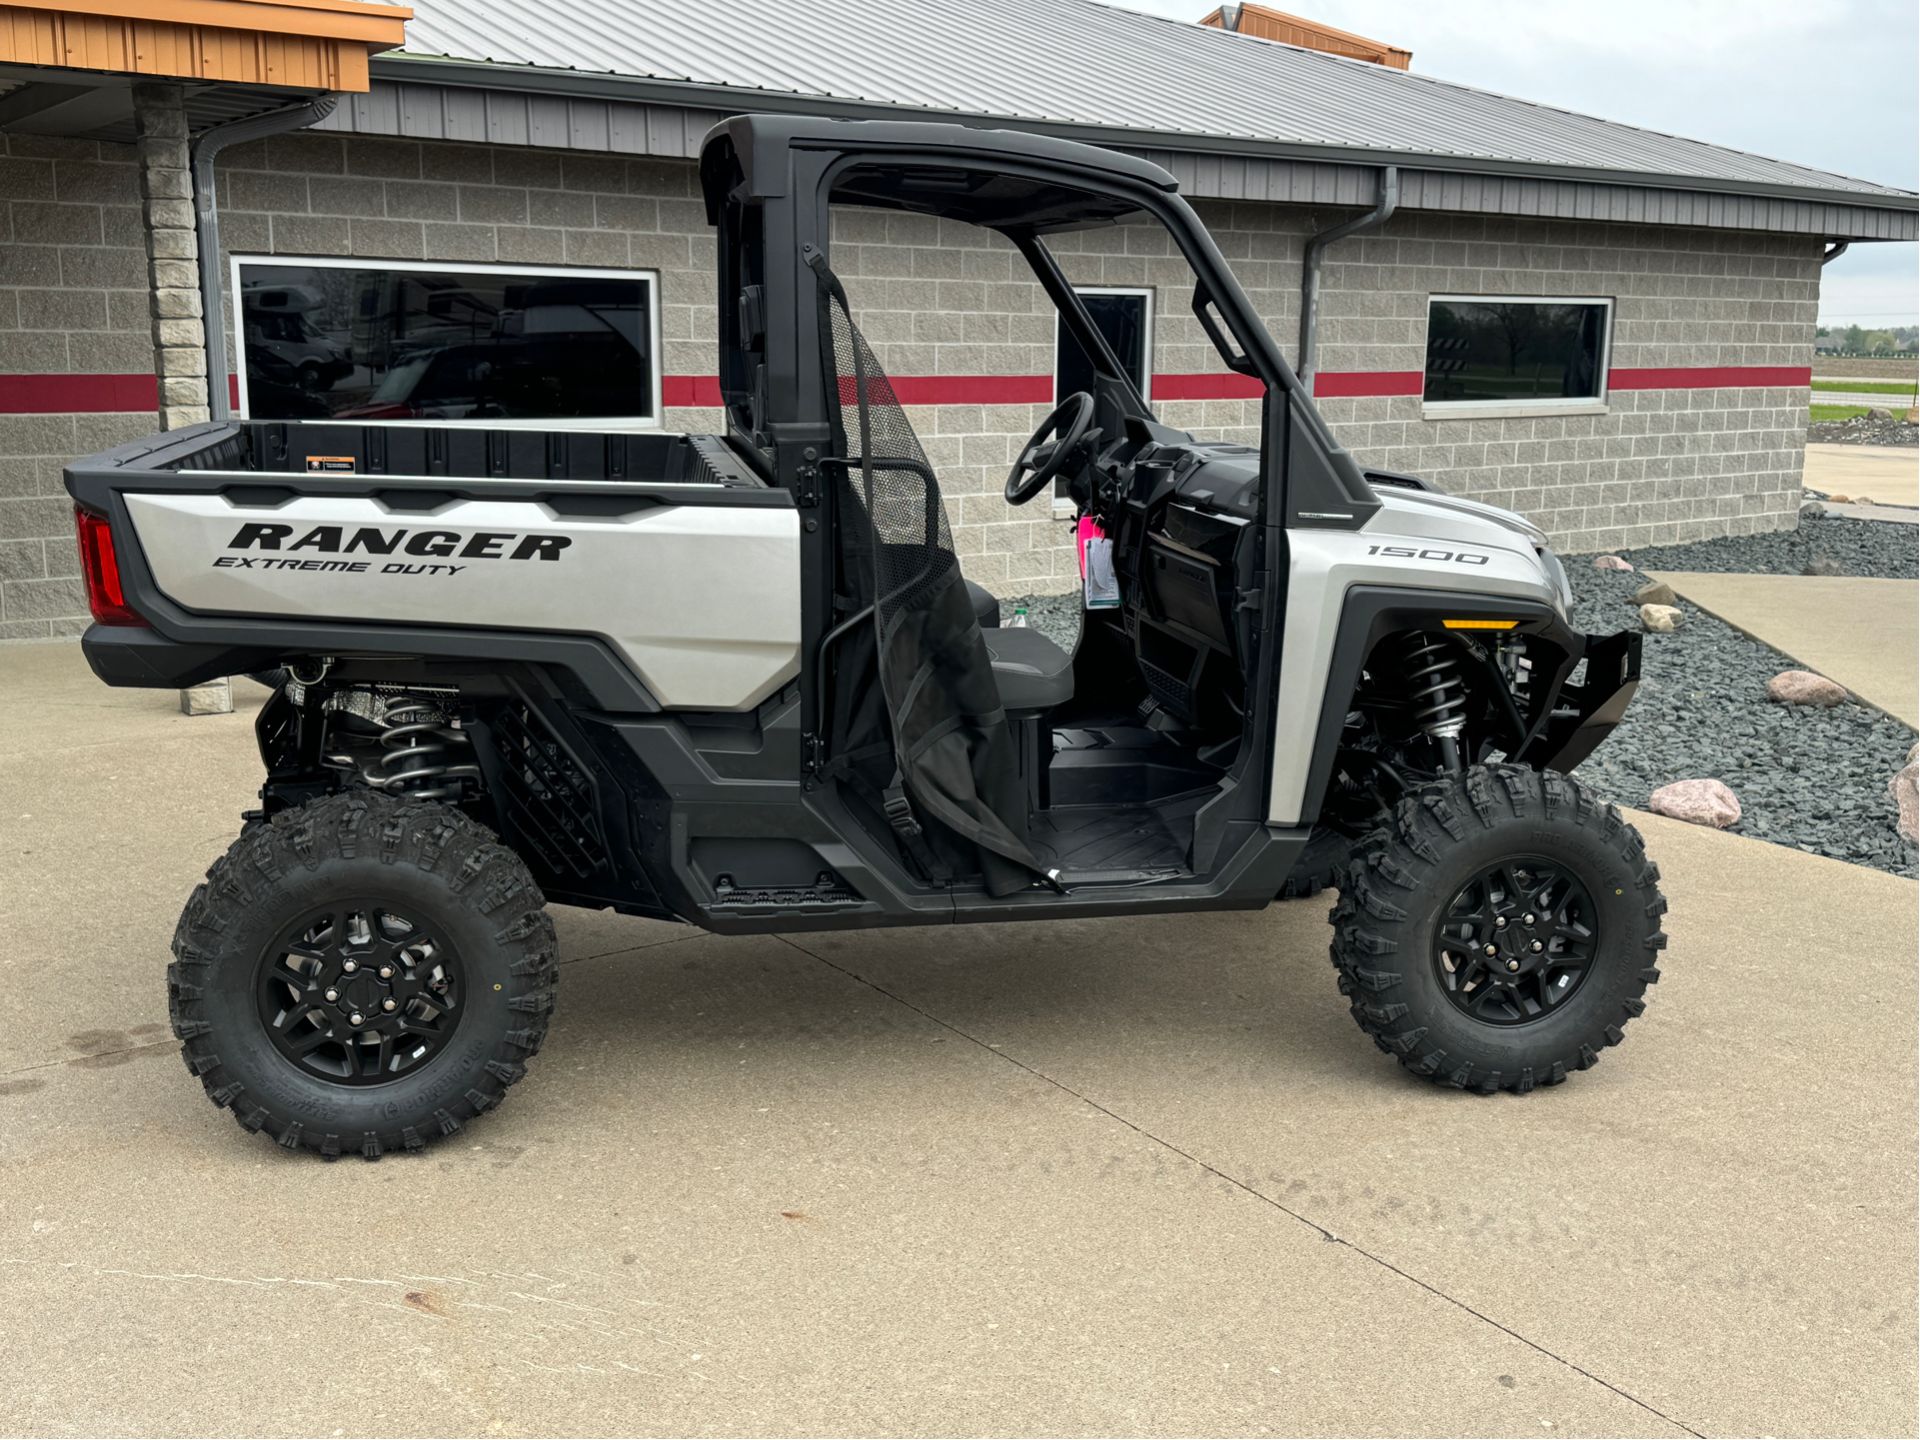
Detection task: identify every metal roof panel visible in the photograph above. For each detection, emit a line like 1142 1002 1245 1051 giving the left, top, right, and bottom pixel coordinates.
383 0 1915 209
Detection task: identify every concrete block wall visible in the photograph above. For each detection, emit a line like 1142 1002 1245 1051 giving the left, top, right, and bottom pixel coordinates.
206 132 722 435
1304 212 1820 551
1 130 1823 636
0 132 157 638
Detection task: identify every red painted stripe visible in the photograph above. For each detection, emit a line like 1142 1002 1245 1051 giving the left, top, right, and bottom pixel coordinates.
0 373 157 414
0 364 1819 416
1312 370 1425 399
660 374 723 407
885 374 1054 405
1606 364 1811 391
1150 372 1266 401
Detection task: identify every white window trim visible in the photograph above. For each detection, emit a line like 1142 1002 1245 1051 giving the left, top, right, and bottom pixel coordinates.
1051 286 1154 512
1421 293 1614 421
230 253 664 431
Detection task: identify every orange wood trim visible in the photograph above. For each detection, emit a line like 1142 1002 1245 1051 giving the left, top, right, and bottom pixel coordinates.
3 0 407 45
1201 3 1411 69
0 0 402 88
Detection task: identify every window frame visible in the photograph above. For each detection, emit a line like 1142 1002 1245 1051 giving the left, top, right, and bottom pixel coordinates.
1420 293 1614 420
1051 284 1155 407
1050 285 1154 511
229 253 665 431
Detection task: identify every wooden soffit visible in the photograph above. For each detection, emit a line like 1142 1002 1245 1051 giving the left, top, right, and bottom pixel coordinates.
0 0 411 92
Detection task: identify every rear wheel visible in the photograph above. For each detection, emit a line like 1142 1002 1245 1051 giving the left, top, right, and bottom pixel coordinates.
169 791 556 1158
1329 764 1666 1093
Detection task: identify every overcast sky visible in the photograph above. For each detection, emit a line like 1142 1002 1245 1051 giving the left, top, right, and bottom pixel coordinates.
1113 0 1918 329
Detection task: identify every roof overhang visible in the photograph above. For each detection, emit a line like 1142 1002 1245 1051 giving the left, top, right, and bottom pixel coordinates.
369 53 1920 232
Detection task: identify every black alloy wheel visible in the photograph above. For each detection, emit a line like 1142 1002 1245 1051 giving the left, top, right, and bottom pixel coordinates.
256 900 465 1085
1432 858 1597 1026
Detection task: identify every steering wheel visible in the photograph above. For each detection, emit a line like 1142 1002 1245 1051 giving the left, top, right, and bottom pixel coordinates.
1005 392 1095 506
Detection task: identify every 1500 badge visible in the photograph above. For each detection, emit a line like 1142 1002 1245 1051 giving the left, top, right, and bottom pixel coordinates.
1366 544 1490 566
213 522 571 577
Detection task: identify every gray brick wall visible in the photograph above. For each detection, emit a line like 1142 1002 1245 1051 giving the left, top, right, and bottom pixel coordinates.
1 131 1822 636
207 132 718 429
1298 211 1819 552
0 132 155 638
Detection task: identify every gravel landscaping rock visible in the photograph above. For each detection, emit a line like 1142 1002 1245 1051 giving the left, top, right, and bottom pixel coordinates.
1648 778 1742 828
1001 590 1083 652
1892 763 1919 844
1766 670 1848 707
1608 517 1918 580
1565 562 1917 877
1809 414 1918 446
1633 579 1677 607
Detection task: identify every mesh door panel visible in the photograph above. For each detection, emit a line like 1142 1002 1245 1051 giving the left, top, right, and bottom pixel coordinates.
819 276 1042 895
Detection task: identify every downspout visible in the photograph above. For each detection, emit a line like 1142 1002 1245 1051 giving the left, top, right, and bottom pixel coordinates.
1821 240 1849 265
192 95 340 422
1298 164 1398 392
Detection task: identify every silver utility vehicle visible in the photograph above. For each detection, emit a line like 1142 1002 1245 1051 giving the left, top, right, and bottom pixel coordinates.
66 117 1665 1158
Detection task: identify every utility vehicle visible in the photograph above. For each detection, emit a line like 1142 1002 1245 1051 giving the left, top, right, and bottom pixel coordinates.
66 116 1664 1158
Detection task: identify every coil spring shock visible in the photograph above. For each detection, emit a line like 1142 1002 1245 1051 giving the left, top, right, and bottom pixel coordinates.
1400 632 1468 771
376 698 482 801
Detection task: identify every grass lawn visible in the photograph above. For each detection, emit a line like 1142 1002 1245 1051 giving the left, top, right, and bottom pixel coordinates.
1810 404 1874 422
1810 378 1918 396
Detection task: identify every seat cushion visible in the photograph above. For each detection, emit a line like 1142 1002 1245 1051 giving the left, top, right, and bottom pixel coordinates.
982 625 1074 713
965 577 1001 628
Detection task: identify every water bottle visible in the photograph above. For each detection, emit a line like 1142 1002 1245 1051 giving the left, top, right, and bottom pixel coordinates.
1009 605 1029 628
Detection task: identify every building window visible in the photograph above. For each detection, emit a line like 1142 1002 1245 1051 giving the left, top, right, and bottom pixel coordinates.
1054 287 1152 502
1423 296 1612 408
232 256 661 428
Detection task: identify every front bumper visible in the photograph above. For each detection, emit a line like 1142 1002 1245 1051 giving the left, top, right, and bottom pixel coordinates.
1517 630 1642 774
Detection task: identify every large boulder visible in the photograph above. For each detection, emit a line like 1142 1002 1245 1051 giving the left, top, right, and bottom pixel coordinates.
1766 669 1848 707
1633 579 1677 607
1803 553 1843 576
1640 603 1683 633
1649 778 1742 829
1892 763 1918 845
1592 554 1634 572
1800 501 1827 521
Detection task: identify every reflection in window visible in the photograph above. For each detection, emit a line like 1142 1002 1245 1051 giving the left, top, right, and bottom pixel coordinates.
1424 298 1610 405
234 259 658 425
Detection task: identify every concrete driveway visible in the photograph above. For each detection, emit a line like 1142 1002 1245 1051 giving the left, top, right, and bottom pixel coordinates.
1804 444 1919 507
2 643 1915 1438
1643 571 1920 725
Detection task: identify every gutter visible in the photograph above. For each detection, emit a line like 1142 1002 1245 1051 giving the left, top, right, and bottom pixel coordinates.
191 95 340 422
1298 165 1396 389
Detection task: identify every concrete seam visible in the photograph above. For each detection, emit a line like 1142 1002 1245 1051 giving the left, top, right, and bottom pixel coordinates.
776 932 1706 1440
2 1038 173 1078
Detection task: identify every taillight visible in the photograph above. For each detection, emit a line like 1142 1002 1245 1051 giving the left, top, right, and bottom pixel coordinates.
73 507 146 627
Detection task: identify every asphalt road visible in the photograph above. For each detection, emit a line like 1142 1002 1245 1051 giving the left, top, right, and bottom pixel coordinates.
2 643 1915 1437
1813 390 1917 408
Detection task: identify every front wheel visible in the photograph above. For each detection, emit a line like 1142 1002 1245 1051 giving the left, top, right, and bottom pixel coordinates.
1329 764 1667 1093
168 791 557 1158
